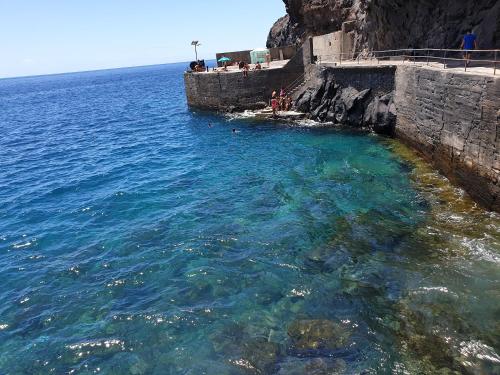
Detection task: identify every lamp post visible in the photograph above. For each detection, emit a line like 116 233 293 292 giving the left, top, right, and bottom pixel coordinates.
191 41 201 61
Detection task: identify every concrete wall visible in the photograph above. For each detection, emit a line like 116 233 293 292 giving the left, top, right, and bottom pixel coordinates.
185 41 311 111
269 45 298 61
215 50 251 67
215 46 298 67
395 66 500 211
312 31 354 63
319 64 395 96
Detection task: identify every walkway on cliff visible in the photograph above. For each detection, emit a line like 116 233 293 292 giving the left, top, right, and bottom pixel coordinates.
319 58 498 77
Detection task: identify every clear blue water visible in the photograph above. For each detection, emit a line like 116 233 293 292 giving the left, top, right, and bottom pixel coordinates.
0 64 499 375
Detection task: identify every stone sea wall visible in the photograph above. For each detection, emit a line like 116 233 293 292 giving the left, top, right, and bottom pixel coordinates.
394 66 500 211
184 53 499 211
184 41 312 111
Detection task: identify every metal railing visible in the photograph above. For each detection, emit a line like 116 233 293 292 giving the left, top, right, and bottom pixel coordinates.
284 71 308 95
317 48 499 75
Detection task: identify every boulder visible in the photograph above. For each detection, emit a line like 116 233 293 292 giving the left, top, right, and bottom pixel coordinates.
242 339 281 374
309 81 327 112
364 92 397 135
277 357 347 375
287 319 351 353
295 89 313 113
311 100 331 121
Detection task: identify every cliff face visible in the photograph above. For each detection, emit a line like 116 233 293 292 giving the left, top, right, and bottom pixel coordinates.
267 0 500 50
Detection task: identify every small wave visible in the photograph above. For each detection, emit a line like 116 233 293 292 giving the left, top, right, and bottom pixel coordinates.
460 238 500 264
66 339 125 352
226 110 259 120
459 340 500 366
12 240 36 250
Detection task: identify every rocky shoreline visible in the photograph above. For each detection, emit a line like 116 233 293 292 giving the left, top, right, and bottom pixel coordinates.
294 68 396 135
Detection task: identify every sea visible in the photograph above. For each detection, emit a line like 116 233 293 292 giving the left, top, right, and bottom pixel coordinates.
0 63 499 375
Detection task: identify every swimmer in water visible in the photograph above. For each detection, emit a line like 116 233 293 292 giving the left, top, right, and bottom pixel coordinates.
208 123 212 128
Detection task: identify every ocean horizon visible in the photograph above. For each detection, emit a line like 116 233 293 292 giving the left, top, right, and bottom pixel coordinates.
0 60 219 81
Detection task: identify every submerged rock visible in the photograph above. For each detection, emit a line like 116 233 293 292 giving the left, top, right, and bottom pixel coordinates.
242 339 281 374
287 319 351 354
277 357 347 375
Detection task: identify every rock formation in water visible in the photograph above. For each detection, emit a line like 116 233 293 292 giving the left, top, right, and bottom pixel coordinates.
267 0 500 50
295 68 396 135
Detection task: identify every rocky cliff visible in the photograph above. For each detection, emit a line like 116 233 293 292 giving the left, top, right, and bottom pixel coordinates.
267 0 500 51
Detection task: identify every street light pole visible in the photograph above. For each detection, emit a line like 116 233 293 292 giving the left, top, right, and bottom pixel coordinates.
191 41 201 61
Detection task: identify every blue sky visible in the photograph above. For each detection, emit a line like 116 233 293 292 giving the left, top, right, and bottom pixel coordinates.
0 0 285 78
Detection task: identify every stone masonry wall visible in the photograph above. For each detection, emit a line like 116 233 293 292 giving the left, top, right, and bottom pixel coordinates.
318 65 395 96
395 66 500 211
185 41 311 111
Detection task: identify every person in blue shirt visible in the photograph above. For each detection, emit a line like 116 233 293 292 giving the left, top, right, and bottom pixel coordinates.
460 29 477 66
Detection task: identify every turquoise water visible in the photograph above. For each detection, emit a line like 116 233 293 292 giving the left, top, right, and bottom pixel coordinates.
0 64 499 374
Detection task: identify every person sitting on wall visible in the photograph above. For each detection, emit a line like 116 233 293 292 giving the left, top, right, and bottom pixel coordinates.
243 63 250 78
239 61 245 70
461 29 477 66
254 62 262 70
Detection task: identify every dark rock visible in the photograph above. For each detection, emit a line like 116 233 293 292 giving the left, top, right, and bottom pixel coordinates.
309 81 327 112
333 100 347 124
311 100 331 121
268 0 500 50
241 339 281 374
339 86 361 112
295 89 313 113
347 88 371 125
277 357 347 375
364 93 396 135
296 70 394 132
320 73 338 102
266 14 305 48
287 319 351 353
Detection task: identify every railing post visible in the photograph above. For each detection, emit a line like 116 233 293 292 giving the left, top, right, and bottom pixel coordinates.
465 52 468 72
426 49 430 66
443 50 447 69
494 50 497 75
413 49 416 64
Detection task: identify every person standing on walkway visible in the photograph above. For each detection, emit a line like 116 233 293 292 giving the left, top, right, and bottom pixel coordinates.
461 29 477 66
